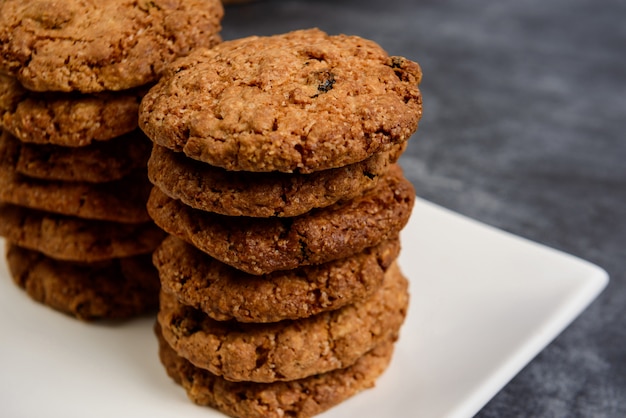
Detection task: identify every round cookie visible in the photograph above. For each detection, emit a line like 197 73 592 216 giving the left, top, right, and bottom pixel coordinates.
157 323 395 418
6 243 159 320
154 235 400 322
148 142 404 217
157 262 408 383
147 164 415 275
139 28 422 173
0 0 224 92
0 167 152 223
0 203 165 262
0 74 144 146
9 130 152 183
0 135 151 222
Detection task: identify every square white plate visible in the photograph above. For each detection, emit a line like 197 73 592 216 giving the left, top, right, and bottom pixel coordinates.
0 198 608 418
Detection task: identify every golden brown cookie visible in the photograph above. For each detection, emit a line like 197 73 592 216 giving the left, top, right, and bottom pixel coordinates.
157 262 408 383
0 203 165 262
0 167 151 223
139 28 422 173
6 130 152 183
0 134 151 222
156 322 395 418
0 144 150 221
0 74 144 146
154 235 400 322
148 142 404 217
6 243 159 320
0 0 224 92
147 164 415 275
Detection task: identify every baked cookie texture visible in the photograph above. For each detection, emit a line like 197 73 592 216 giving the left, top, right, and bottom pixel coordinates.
0 203 165 262
154 235 400 322
157 322 395 418
147 164 415 275
0 0 225 322
0 170 152 224
6 244 160 320
4 130 152 183
148 143 405 217
157 263 408 383
139 28 422 173
0 74 144 146
136 28 422 415
0 131 151 223
0 0 224 93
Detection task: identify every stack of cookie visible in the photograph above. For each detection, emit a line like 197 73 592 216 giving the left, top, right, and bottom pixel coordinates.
140 29 423 417
0 0 224 320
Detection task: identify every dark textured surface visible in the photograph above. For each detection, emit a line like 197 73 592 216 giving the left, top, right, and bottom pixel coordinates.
221 1 626 417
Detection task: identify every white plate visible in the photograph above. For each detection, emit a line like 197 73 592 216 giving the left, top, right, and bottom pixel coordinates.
0 198 608 418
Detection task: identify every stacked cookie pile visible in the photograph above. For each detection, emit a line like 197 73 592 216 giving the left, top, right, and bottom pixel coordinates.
140 29 423 417
0 0 223 320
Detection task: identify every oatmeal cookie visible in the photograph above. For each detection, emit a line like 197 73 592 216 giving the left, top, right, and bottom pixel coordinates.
147 164 415 275
7 130 152 183
0 74 144 145
148 143 404 217
156 322 395 418
0 168 151 223
0 135 151 222
6 243 159 320
0 203 165 262
139 28 422 173
0 0 223 92
154 235 400 322
157 262 408 383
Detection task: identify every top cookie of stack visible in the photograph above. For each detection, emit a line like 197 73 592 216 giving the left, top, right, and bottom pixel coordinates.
141 27 421 174
141 28 422 418
0 0 224 93
0 0 224 320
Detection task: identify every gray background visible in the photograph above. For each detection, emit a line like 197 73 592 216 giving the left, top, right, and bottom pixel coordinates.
221 1 626 417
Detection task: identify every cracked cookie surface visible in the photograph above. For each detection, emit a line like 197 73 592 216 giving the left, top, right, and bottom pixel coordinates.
147 164 415 275
157 322 395 418
0 203 165 262
6 243 159 320
139 28 422 173
0 169 152 224
157 262 407 383
2 130 152 183
0 133 151 222
154 235 400 322
0 0 223 92
0 74 144 145
148 143 404 217
0 139 151 225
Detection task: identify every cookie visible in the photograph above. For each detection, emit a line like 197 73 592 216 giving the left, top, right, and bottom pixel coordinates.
154 235 400 322
148 142 404 217
139 28 422 173
0 135 151 222
6 243 159 320
0 137 151 220
0 168 152 223
0 0 224 92
157 322 395 418
0 170 152 223
157 262 408 383
147 164 415 275
0 203 165 262
7 130 152 183
0 74 144 146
